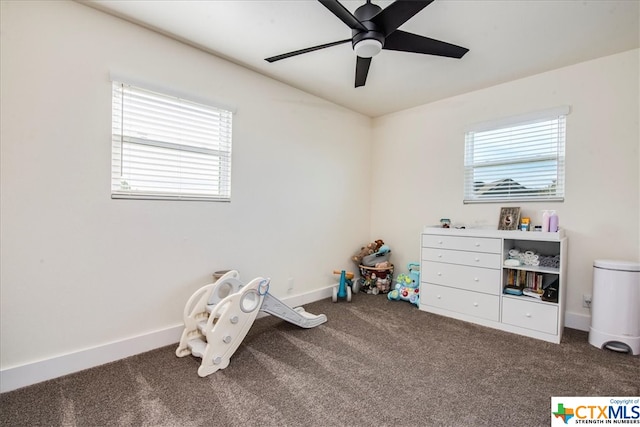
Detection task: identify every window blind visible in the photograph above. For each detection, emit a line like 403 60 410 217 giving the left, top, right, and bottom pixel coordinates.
464 107 568 203
111 82 233 201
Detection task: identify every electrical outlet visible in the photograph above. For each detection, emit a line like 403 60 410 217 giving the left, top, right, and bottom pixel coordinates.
583 294 592 308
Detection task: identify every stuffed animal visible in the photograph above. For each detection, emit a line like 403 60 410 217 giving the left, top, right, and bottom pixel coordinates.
376 245 390 255
375 261 392 269
388 263 420 306
351 242 377 264
376 276 391 293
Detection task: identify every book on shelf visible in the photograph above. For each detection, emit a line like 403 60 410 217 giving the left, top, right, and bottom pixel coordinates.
504 269 545 292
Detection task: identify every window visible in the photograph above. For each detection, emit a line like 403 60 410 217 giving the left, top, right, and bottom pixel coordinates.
464 106 569 203
111 82 233 201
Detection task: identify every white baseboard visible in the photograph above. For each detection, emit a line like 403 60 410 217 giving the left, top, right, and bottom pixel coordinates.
0 285 334 393
565 310 591 332
0 325 184 394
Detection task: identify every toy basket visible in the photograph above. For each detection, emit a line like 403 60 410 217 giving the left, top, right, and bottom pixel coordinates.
357 264 394 294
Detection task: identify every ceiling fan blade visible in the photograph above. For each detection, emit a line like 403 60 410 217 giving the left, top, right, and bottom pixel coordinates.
265 39 351 62
355 56 372 88
318 0 367 31
383 30 469 58
371 0 434 36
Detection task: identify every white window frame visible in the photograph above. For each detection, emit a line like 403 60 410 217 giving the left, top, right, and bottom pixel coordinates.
111 81 233 202
463 106 569 204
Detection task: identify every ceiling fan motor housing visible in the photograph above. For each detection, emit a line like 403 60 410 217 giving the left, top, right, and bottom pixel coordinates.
352 2 385 49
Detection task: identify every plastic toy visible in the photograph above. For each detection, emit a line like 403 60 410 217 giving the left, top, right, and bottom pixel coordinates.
388 262 420 305
332 270 357 302
361 245 392 267
176 270 327 377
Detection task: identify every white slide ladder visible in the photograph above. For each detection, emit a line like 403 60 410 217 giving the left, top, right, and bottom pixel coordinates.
176 270 327 377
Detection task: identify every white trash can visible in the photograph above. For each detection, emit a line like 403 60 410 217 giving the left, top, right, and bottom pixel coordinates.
588 259 640 355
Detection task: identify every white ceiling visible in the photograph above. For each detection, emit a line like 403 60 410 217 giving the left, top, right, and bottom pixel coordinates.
84 0 639 117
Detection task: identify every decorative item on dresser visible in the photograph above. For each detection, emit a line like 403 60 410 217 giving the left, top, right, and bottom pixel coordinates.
498 207 521 230
420 227 567 344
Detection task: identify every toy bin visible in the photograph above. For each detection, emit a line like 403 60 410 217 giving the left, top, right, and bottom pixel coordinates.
358 264 394 294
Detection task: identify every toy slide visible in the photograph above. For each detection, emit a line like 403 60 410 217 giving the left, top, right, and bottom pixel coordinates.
176 270 327 377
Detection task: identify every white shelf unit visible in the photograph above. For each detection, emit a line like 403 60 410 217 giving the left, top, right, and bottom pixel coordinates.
420 227 567 344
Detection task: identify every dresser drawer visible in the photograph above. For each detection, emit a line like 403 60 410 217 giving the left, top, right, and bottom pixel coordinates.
422 247 501 269
422 261 501 295
501 297 558 335
422 284 499 322
422 234 501 254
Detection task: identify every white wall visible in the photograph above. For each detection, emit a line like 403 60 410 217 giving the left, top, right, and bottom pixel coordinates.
371 49 640 328
0 0 372 372
2 0 638 391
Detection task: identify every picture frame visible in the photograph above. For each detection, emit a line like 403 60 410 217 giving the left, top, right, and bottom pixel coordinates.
498 207 521 230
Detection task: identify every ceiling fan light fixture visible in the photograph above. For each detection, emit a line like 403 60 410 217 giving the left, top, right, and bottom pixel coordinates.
353 39 382 58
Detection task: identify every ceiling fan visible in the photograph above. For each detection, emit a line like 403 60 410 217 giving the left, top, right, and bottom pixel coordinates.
265 0 469 88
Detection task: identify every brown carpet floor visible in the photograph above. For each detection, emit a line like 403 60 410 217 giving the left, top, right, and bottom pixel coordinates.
1 294 638 426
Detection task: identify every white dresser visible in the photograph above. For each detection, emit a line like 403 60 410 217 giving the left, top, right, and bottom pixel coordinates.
420 227 567 343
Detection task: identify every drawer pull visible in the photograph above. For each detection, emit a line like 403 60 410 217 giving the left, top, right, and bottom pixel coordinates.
525 313 532 318
437 272 442 276
473 302 478 307
474 277 479 282
475 257 480 262
438 254 443 258
475 242 480 247
437 295 442 299
438 240 443 244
